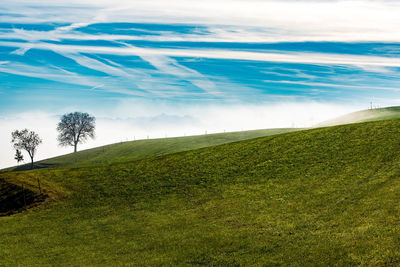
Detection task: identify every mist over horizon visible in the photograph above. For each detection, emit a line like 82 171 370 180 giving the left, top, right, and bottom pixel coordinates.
0 102 361 169
2 0 400 167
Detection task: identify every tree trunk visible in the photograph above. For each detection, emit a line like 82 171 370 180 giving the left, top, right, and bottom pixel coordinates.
74 143 77 153
30 157 34 169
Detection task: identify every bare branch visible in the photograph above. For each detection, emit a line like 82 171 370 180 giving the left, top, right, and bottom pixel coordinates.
57 112 96 152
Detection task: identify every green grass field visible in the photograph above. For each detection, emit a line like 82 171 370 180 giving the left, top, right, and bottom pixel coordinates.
3 128 299 172
2 118 400 265
6 106 399 172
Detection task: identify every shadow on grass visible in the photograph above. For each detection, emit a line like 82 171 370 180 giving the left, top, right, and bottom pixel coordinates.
11 162 59 172
0 179 47 216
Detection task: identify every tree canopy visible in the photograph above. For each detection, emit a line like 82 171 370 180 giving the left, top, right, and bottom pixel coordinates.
11 129 42 169
57 112 96 152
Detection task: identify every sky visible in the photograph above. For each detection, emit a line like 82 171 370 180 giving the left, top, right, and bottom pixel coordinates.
2 0 400 167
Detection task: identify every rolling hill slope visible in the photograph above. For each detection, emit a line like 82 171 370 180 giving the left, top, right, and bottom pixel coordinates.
317 106 400 127
6 106 400 173
2 120 400 264
3 128 299 172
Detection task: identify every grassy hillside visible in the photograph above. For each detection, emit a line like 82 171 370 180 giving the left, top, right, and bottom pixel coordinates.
2 120 400 265
0 179 47 216
4 128 299 172
318 106 400 126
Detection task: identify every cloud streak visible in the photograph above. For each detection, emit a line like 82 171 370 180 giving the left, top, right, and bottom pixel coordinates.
2 41 400 69
2 0 400 167
3 0 400 42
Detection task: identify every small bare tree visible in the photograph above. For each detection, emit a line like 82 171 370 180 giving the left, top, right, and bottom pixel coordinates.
57 112 96 152
11 129 42 169
14 149 24 164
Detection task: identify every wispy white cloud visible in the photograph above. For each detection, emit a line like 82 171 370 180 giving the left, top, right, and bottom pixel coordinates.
2 41 400 69
0 60 156 97
262 80 400 92
0 61 95 87
138 53 218 94
3 0 400 42
3 0 400 170
0 51 228 99
10 43 34 56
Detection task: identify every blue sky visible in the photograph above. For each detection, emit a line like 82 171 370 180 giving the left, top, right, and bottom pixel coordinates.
1 0 400 167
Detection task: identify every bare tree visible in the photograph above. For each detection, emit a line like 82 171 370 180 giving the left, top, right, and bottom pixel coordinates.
57 112 96 152
11 129 42 169
14 149 24 164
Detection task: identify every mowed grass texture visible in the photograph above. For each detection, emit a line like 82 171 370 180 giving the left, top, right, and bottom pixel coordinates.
2 120 400 265
3 128 299 172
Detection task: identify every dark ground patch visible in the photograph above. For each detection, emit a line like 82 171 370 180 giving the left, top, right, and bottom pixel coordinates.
0 179 47 216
